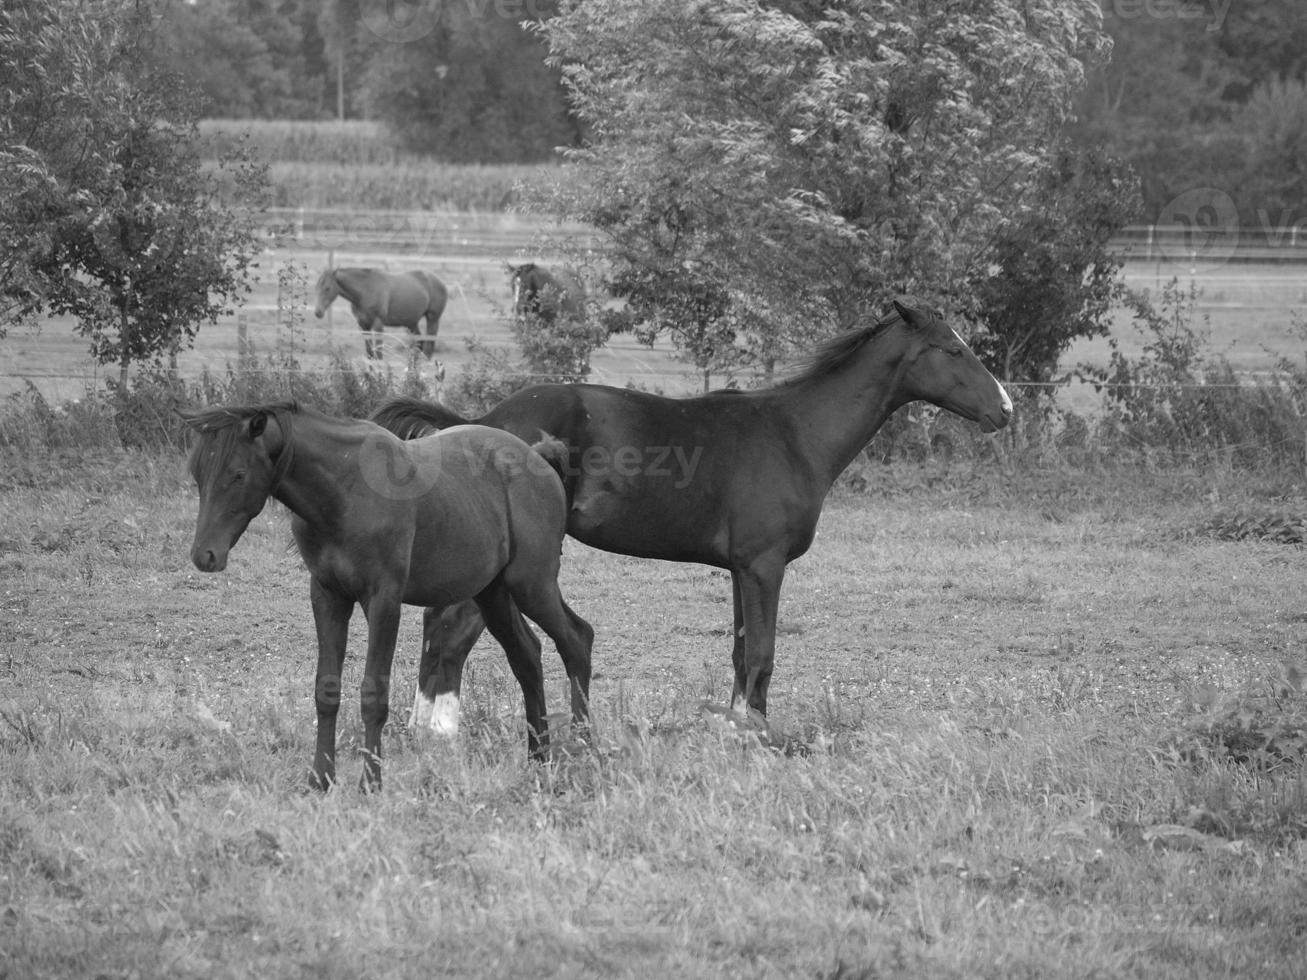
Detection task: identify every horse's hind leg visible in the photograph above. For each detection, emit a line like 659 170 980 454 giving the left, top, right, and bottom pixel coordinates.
511 579 594 734
475 580 548 759
411 601 486 736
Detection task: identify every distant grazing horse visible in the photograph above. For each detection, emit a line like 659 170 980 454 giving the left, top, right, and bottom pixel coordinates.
314 267 447 359
372 297 1013 734
509 263 585 325
181 402 593 791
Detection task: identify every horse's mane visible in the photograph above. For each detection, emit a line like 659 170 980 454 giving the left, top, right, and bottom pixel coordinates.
776 307 904 388
182 400 300 489
370 395 470 439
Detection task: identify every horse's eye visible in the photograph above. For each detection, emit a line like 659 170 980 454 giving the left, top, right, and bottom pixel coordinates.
231 470 247 485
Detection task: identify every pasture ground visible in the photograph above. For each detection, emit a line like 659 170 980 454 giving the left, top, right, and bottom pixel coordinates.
2 451 1305 979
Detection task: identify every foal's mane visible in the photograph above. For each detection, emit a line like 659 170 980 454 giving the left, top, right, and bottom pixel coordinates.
183 400 300 489
777 306 904 387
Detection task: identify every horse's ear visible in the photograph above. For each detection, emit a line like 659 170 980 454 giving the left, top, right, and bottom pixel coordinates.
892 298 925 328
248 412 268 439
176 406 201 429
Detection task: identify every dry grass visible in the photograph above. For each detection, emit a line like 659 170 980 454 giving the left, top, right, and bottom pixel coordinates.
2 455 1306 978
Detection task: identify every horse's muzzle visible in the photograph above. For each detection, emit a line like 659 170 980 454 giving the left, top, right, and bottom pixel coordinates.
191 545 228 573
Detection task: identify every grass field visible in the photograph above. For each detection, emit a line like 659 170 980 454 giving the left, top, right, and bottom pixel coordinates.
2 451 1305 978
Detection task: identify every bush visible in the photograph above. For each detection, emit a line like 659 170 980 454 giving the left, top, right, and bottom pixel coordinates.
442 339 535 418
1081 280 1307 469
0 353 440 454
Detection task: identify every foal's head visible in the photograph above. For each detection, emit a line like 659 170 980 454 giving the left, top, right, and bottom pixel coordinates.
181 403 296 572
888 299 1013 433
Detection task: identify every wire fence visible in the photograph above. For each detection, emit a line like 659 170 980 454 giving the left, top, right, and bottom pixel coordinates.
5 208 1307 404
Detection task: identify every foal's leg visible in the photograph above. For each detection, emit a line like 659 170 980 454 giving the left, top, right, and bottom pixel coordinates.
475 581 548 759
358 590 403 792
411 600 487 736
513 580 594 733
729 555 786 719
309 578 353 791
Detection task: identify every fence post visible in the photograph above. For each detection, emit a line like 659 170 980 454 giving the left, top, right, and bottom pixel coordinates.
237 314 249 367
326 247 334 337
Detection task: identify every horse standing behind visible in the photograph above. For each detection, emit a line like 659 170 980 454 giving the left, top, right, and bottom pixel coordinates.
372 297 1013 739
509 263 585 325
181 402 594 791
314 267 447 360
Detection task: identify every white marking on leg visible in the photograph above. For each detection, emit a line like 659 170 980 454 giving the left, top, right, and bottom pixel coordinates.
410 683 432 730
427 691 460 736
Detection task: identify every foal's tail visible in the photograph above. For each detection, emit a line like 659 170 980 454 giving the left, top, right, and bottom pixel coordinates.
370 395 470 440
529 433 570 484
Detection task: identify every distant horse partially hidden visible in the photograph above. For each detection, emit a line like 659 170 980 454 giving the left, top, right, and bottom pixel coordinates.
372 297 1013 737
314 267 447 360
509 263 585 325
181 402 593 791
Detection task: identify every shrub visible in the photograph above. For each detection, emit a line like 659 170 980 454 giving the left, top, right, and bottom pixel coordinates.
442 339 534 418
0 354 439 454
1081 280 1307 469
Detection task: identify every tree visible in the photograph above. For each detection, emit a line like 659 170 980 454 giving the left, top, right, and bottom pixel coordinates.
603 265 748 391
536 0 1110 365
968 141 1140 384
1070 0 1307 226
154 0 329 119
358 2 580 163
0 0 267 384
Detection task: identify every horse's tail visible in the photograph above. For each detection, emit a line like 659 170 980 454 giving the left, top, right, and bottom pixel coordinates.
369 396 470 440
529 433 570 484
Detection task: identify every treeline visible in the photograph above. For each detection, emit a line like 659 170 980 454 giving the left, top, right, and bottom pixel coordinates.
161 2 1307 235
1072 0 1306 236
154 0 580 163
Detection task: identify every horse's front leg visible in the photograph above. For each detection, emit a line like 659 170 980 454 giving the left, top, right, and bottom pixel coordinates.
730 555 786 722
419 312 440 359
310 578 353 791
411 600 488 737
359 591 403 792
357 313 381 359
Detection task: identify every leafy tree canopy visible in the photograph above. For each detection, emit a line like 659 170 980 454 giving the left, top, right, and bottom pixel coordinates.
536 0 1110 369
0 0 267 381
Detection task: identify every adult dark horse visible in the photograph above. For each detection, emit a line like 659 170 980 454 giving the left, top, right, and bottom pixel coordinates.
372 298 1012 732
181 402 593 791
509 263 585 324
314 267 447 359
